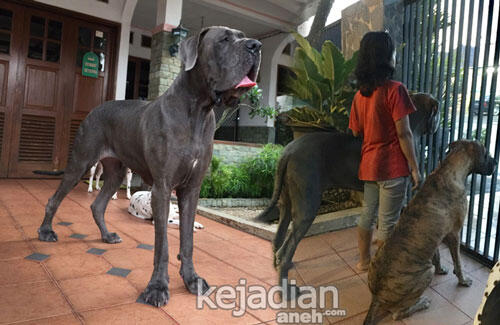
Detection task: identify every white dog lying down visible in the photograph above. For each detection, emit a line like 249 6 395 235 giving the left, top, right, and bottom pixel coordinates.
128 191 204 230
88 161 133 200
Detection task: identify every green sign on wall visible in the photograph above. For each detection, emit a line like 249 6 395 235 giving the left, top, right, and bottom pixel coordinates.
82 52 99 78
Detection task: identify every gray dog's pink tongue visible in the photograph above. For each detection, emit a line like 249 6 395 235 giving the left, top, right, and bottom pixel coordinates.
235 76 256 89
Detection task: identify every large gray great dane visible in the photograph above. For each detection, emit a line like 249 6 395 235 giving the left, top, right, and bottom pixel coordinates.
254 93 439 298
37 26 261 307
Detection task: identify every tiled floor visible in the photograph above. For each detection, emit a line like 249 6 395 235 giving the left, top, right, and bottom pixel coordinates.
0 179 490 324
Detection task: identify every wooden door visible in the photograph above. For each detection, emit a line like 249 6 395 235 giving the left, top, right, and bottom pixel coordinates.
0 1 23 177
64 21 116 165
7 7 69 177
0 1 117 177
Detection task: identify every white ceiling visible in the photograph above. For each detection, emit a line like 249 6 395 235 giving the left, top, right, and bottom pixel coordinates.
131 0 318 39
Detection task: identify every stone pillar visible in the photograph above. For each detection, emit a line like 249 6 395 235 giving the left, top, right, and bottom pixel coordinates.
148 0 183 100
341 0 406 79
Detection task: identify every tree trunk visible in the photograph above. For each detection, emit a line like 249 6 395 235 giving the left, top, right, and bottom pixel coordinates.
307 0 334 50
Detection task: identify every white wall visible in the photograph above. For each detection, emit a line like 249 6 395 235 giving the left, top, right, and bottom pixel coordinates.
129 27 152 60
34 0 125 23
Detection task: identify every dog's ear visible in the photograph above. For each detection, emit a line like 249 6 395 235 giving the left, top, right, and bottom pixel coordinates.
179 28 209 71
447 140 464 154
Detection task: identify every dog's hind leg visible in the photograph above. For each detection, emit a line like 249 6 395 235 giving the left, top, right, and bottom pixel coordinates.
443 232 472 286
38 159 93 242
275 186 321 300
432 249 448 275
90 158 125 244
176 186 210 295
273 187 291 257
392 296 431 321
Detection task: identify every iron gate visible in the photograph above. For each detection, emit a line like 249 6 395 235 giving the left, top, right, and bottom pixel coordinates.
402 0 500 266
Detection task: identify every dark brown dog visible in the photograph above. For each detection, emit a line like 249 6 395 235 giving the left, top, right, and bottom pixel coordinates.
255 93 439 298
364 140 497 324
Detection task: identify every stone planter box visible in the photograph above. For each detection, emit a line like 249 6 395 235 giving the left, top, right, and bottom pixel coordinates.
198 198 271 208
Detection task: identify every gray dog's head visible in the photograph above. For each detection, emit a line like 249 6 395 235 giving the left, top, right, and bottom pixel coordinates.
179 26 261 107
447 140 497 175
409 93 440 136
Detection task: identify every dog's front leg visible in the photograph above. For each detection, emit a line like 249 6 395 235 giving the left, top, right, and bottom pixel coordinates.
140 182 171 307
176 186 210 295
444 232 472 286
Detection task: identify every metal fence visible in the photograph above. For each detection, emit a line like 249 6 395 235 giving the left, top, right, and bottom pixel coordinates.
402 0 500 266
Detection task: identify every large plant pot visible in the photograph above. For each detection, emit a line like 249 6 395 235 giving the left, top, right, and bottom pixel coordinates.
290 126 337 139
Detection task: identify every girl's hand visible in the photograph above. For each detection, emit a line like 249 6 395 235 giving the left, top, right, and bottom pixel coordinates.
411 169 421 191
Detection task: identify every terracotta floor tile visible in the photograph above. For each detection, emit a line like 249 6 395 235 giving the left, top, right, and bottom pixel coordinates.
30 238 90 256
439 247 484 273
21 224 75 242
228 254 277 282
318 228 358 253
468 266 491 284
0 240 33 260
336 248 372 276
324 275 372 323
45 253 112 280
104 247 154 269
162 292 261 324
333 313 404 325
59 273 139 311
0 225 24 242
0 258 49 285
67 221 102 235
432 275 486 318
0 281 72 323
15 313 81 325
295 253 355 286
401 287 471 325
84 232 139 251
80 303 176 324
294 235 337 262
0 211 15 226
10 213 46 226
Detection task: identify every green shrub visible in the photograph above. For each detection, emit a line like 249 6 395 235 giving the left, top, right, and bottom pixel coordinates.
200 144 284 198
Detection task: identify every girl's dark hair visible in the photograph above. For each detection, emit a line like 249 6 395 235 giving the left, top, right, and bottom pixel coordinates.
355 31 395 97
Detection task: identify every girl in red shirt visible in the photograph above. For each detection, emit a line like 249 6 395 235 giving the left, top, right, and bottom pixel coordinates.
349 31 420 271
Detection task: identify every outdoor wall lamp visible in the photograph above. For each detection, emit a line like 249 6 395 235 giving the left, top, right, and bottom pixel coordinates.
169 25 189 57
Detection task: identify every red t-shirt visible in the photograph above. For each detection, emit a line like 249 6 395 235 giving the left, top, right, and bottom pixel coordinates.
349 80 416 181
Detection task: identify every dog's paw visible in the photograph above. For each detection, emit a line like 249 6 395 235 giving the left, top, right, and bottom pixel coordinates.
458 277 472 287
435 265 448 275
111 193 118 200
140 282 170 307
183 274 210 295
280 283 302 301
102 232 122 244
38 228 58 242
88 187 93 193
194 221 204 229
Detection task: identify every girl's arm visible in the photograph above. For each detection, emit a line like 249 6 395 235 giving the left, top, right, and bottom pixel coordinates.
395 115 421 189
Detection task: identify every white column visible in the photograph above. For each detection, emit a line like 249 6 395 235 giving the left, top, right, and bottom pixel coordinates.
115 0 138 99
153 0 183 33
260 33 294 128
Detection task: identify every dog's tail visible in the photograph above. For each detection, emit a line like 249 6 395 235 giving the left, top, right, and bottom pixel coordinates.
363 298 383 325
32 170 65 176
254 152 288 223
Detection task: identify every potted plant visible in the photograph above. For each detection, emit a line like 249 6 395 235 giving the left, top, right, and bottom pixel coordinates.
282 32 358 138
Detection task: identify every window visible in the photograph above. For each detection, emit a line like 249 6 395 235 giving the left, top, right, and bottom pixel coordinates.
129 31 133 44
27 15 62 62
96 0 108 3
141 35 151 48
0 8 13 54
76 27 108 72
